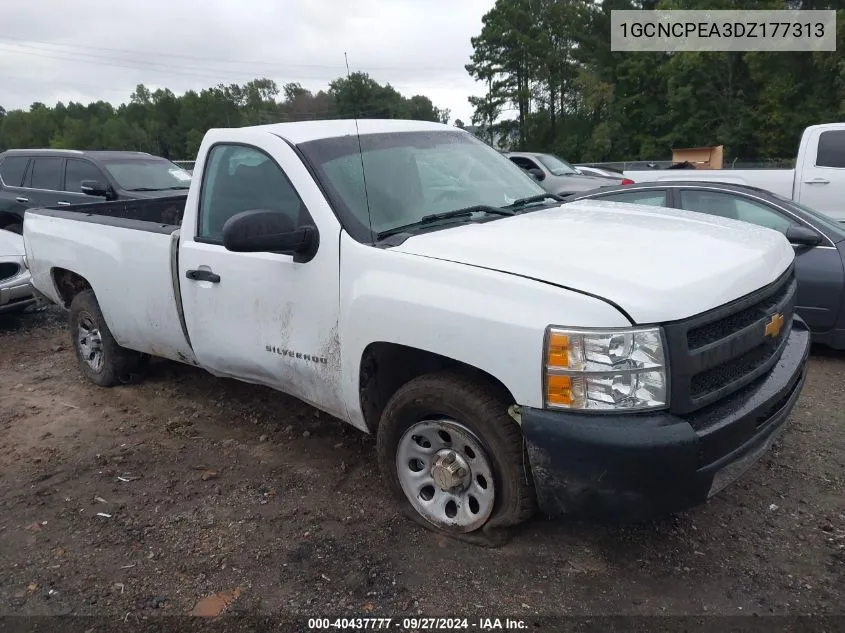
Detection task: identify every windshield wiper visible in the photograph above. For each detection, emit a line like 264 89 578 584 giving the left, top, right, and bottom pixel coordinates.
506 193 565 211
376 205 514 241
164 186 190 190
126 187 165 191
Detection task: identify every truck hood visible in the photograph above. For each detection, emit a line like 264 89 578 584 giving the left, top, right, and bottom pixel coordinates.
391 200 795 324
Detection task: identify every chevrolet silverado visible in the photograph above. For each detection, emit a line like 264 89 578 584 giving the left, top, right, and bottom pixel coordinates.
22 119 810 544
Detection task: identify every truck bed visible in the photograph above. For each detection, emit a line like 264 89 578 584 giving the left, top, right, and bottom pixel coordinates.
23 194 196 365
41 195 187 228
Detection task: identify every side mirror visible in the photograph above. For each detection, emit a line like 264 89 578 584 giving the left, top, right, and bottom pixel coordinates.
221 209 319 263
80 179 111 197
527 167 546 181
785 224 823 247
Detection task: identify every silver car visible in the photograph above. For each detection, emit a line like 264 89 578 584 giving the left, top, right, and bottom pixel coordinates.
575 165 627 179
0 230 35 315
505 152 631 197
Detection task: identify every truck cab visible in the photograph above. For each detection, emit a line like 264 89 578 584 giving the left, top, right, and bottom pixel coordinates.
622 122 845 221
793 123 845 216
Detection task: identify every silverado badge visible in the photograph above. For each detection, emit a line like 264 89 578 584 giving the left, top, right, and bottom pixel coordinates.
764 312 784 338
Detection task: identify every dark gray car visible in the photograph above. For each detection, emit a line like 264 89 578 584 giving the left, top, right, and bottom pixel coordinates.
567 180 845 349
504 151 631 197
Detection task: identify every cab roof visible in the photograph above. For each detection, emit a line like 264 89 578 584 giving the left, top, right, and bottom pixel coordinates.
224 119 459 145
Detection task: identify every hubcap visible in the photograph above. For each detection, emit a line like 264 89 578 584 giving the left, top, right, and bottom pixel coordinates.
430 450 471 491
396 419 495 533
77 314 104 372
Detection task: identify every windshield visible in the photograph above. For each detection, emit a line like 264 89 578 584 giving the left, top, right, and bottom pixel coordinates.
536 154 579 176
771 192 845 241
298 130 548 242
101 158 193 191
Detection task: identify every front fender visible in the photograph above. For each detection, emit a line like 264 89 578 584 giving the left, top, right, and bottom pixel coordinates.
338 234 631 431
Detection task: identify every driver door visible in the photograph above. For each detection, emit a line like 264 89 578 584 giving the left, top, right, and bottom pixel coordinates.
178 137 345 419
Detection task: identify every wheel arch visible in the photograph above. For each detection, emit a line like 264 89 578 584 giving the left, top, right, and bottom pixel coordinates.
358 341 516 434
51 267 92 308
0 211 23 232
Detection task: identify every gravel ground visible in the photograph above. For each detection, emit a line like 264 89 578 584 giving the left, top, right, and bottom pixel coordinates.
0 306 843 620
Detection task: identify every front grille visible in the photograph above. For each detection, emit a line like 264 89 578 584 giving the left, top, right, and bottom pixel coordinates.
687 279 792 350
690 337 781 399
663 266 797 415
0 262 20 282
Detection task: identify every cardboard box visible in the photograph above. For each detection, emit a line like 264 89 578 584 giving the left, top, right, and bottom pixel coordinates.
671 145 724 169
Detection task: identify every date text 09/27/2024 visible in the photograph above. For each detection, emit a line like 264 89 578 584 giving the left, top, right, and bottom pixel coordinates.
307 617 528 630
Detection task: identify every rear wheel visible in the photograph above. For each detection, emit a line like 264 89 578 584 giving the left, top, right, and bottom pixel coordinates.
377 370 536 545
69 290 147 386
2 222 22 235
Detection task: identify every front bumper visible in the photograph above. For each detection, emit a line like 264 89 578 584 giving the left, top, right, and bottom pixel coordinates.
521 319 811 522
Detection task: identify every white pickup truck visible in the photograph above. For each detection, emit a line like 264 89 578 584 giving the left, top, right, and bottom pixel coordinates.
23 119 811 544
624 123 845 220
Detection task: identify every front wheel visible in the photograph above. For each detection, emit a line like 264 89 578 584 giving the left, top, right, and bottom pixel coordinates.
2 222 23 235
377 370 536 544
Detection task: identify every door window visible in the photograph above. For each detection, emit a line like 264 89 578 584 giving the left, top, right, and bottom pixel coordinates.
29 157 64 191
594 190 668 207
0 156 30 187
679 190 794 233
198 145 310 242
65 159 106 193
816 130 845 168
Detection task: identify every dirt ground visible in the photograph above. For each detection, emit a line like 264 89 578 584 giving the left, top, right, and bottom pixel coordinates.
0 306 843 620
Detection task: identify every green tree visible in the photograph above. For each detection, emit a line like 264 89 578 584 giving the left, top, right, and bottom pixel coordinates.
0 75 448 156
329 72 408 118
466 0 845 163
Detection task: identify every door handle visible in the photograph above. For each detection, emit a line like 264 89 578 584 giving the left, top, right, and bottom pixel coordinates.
185 269 220 283
803 178 830 184
15 196 29 203
57 201 71 206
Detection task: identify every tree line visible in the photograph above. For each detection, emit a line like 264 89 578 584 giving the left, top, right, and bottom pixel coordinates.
3 0 843 164
467 0 845 163
0 73 450 159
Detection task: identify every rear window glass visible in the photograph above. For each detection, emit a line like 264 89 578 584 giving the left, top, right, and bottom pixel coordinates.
595 190 667 206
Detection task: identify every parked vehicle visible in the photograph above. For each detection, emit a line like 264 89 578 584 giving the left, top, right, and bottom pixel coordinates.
622 123 845 221
504 151 633 197
567 181 845 349
0 230 34 314
575 165 626 179
23 120 810 542
0 149 192 234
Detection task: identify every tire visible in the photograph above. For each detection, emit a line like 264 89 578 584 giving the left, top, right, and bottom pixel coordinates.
69 289 147 387
377 369 536 546
3 222 23 235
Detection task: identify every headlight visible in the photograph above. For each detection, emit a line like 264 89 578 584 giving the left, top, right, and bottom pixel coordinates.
543 326 668 411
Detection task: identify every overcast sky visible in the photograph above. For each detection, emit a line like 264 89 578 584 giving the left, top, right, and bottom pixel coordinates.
0 0 496 124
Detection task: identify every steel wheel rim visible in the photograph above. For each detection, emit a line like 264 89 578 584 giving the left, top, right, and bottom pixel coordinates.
396 419 495 533
77 314 104 372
